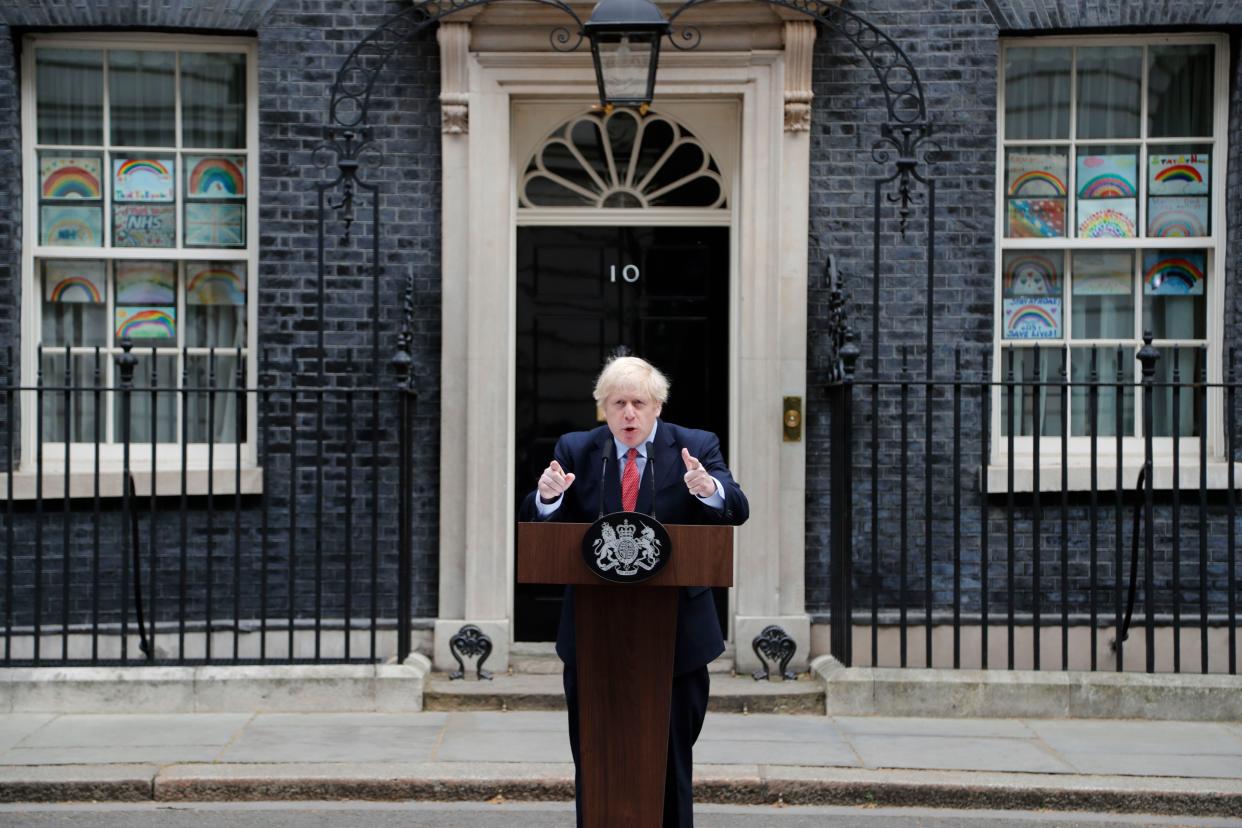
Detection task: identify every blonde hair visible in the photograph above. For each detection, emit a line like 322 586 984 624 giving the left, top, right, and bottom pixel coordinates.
593 356 670 405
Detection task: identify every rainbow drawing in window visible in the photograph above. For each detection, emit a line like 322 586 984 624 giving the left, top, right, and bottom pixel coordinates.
40 157 102 200
115 306 176 340
1002 251 1061 296
1076 155 1136 198
1143 251 1205 296
1149 154 1209 195
1147 197 1208 238
1003 297 1061 340
1077 200 1136 238
117 261 176 305
1006 154 1068 197
41 205 102 247
187 263 245 306
43 260 105 304
186 156 245 199
113 158 174 202
1007 199 1065 238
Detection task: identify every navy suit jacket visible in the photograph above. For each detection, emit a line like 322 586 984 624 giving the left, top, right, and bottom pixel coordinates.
519 420 749 674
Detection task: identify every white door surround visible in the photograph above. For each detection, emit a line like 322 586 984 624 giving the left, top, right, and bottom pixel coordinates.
432 13 817 674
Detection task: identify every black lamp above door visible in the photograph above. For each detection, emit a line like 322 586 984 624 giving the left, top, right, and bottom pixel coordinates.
584 0 670 111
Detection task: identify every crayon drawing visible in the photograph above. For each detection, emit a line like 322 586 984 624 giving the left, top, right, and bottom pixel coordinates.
1147 196 1209 238
1077 199 1136 238
1143 251 1206 296
1007 198 1065 238
1002 251 1061 297
1003 297 1061 340
1006 153 1068 197
1149 153 1209 195
185 204 244 247
40 156 102 200
117 261 176 305
187 263 246 306
43 260 105 304
113 204 176 248
113 158 174 202
115 306 176 340
41 205 102 247
1076 154 1137 199
186 156 246 199
1071 251 1132 296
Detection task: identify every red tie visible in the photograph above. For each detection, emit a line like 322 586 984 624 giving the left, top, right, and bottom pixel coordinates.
621 447 640 512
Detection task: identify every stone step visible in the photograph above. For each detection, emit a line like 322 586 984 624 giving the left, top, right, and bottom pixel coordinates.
423 671 824 714
508 643 736 675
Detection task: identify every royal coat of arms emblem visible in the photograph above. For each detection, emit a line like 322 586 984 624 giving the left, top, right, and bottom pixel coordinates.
581 512 672 584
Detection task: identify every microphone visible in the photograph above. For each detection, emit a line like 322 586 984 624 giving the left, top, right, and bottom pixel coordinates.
598 454 608 518
647 441 656 521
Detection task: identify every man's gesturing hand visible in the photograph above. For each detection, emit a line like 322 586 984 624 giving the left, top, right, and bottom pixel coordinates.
682 448 717 498
538 459 576 504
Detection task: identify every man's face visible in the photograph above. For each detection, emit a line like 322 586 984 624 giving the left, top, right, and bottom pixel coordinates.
603 388 662 448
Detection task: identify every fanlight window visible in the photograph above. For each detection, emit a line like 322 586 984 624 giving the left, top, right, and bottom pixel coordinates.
520 109 727 209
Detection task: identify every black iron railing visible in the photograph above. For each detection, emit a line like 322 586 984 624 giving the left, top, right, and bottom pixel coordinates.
1 340 417 667
828 337 1240 674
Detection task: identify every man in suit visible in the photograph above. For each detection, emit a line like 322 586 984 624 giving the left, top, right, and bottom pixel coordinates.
520 355 749 827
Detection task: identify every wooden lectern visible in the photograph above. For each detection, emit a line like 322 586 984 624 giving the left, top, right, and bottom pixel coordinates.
516 521 733 828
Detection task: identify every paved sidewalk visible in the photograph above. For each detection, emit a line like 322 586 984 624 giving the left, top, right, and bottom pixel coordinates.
1 711 1241 816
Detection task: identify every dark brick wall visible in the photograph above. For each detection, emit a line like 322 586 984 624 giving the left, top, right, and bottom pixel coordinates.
805 0 1242 622
0 0 443 635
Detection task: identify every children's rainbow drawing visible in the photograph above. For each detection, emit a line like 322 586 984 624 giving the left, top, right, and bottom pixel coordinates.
1077 200 1136 239
40 157 102 200
187 264 246 305
187 157 245 199
1006 153 1068 197
1003 297 1061 340
1071 251 1132 296
1143 251 1205 296
1076 155 1136 199
1149 154 1209 195
185 204 244 247
1002 252 1060 296
41 206 101 247
113 158 174 202
1147 196 1208 238
117 262 176 305
115 306 176 340
1007 199 1065 238
43 261 105 304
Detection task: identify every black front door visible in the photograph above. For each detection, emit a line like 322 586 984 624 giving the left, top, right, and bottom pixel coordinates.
515 225 730 642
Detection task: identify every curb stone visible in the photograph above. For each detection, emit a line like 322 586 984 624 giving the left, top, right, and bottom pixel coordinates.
2 764 1240 817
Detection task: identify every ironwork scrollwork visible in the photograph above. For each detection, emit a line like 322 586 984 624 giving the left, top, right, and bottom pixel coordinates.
670 0 934 234
449 624 494 680
666 26 702 51
752 624 797 681
391 268 418 390
312 128 383 239
319 0 587 232
872 121 942 235
822 255 860 386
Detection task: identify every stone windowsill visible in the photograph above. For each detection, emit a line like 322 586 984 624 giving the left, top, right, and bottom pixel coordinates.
1 466 264 500
985 460 1242 494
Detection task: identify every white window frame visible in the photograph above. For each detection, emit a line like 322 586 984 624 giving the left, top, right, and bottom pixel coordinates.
990 32 1233 491
10 33 260 498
